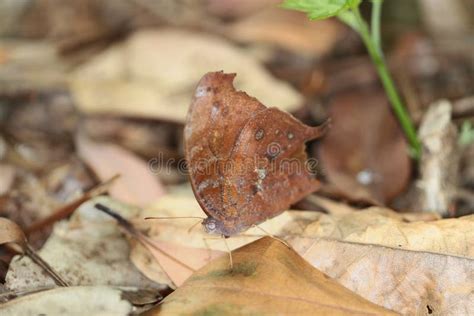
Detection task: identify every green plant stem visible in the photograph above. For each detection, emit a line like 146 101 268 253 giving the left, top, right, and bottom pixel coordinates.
352 7 421 159
370 0 383 54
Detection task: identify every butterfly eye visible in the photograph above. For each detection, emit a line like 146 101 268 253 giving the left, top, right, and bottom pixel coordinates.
203 219 217 233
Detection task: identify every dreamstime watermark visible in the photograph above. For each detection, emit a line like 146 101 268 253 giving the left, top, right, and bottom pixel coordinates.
148 142 323 177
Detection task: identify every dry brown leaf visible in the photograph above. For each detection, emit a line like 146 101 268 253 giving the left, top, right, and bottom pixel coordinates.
1 217 69 287
69 29 303 123
133 237 224 288
0 164 15 195
93 199 224 288
318 90 411 204
133 191 473 313
76 134 165 207
225 8 343 57
207 0 280 17
291 237 474 315
0 217 26 246
149 237 395 315
6 197 161 291
131 192 321 287
0 40 66 93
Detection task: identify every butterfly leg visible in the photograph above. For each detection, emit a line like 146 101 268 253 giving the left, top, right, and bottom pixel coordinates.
222 235 233 270
201 236 233 269
201 236 216 262
253 224 290 248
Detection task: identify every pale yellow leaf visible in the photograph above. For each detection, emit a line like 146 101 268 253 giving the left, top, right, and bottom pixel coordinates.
291 237 474 315
69 29 303 123
0 286 132 315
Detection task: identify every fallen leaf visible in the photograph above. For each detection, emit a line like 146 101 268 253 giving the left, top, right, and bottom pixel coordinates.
0 217 26 246
0 164 15 195
69 29 303 123
149 237 395 315
416 99 459 215
0 40 66 93
76 134 165 207
132 237 224 288
318 89 411 204
131 192 320 287
133 190 474 311
0 286 132 315
206 0 280 17
93 201 225 288
225 8 343 57
0 217 69 287
291 238 474 315
5 197 162 292
298 206 474 257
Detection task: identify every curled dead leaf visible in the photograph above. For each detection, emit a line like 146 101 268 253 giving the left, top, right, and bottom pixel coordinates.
0 217 26 247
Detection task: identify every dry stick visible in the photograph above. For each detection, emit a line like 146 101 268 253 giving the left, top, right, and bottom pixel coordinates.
22 243 69 287
25 175 120 235
94 203 196 284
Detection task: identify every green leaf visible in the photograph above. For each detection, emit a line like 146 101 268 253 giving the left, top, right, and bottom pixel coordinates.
281 0 358 20
459 121 474 146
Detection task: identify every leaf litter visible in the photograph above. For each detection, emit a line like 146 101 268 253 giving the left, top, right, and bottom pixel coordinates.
1 1 473 314
70 29 303 123
131 190 473 314
150 237 396 315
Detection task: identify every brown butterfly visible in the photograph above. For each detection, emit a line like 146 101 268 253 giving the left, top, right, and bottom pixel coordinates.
185 71 328 237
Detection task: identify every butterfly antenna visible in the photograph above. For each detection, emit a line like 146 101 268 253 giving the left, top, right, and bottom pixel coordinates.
187 220 202 233
254 225 290 248
144 216 205 220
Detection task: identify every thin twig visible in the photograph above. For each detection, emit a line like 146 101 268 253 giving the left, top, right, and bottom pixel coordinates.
94 203 197 282
26 175 120 235
23 243 69 287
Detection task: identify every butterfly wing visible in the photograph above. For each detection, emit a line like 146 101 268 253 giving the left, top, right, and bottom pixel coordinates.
185 71 327 236
184 71 265 229
219 107 326 234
